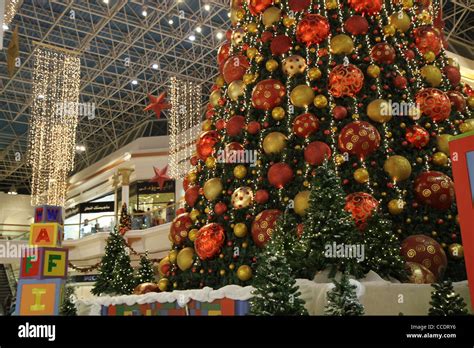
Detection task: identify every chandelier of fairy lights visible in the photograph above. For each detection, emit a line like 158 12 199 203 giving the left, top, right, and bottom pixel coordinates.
28 42 81 206
3 0 22 28
168 77 202 179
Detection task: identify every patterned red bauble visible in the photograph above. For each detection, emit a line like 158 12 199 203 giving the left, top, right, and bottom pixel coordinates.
348 0 382 15
405 126 430 149
345 192 379 230
247 120 261 134
216 119 226 130
401 235 447 280
270 35 293 55
444 66 461 86
329 64 364 97
251 209 282 247
296 14 330 46
394 75 408 89
288 0 311 12
338 121 381 159
332 106 348 120
195 223 225 260
255 189 269 204
268 162 294 188
185 185 200 207
226 115 246 136
370 43 396 65
447 91 466 112
415 88 451 122
293 113 319 138
251 79 286 110
344 15 369 35
214 202 227 215
405 262 436 284
222 55 249 84
197 130 219 160
414 171 455 210
217 42 231 67
225 141 244 153
304 141 332 166
415 26 442 55
170 213 193 245
248 0 273 15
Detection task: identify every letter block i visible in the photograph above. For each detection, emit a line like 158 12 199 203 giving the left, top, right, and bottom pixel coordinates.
20 247 69 279
29 223 63 247
15 278 64 316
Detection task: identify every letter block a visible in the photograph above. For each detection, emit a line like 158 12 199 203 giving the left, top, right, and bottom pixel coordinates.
29 223 63 247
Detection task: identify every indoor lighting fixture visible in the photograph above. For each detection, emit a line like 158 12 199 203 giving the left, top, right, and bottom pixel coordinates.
216 31 224 40
196 26 202 33
3 0 21 30
141 6 148 17
2 24 9 31
37 94 45 99
75 145 86 152
131 79 138 85
102 0 109 4
204 4 211 11
123 152 132 161
227 12 231 18
152 63 159 70
168 18 174 25
8 185 18 195
189 33 196 41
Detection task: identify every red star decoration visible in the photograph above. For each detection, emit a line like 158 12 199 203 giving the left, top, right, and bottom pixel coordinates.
150 165 171 189
144 92 172 119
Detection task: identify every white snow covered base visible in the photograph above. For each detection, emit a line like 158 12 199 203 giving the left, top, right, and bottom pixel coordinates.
76 271 473 315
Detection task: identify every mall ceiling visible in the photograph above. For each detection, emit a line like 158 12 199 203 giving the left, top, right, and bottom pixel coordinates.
0 0 473 194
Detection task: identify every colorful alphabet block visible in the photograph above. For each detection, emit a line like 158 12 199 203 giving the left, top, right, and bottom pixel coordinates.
15 278 64 316
19 247 69 279
34 205 63 224
29 223 62 247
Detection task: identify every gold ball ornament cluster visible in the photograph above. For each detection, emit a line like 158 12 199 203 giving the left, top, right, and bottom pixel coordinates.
282 55 307 77
233 223 248 238
203 178 223 201
290 85 315 108
272 106 285 120
354 168 369 183
233 165 247 179
388 199 405 215
237 265 252 281
263 132 287 154
448 243 464 260
294 191 310 216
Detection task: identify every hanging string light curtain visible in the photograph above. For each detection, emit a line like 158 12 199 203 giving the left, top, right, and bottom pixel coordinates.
28 42 80 206
3 0 21 28
169 77 201 179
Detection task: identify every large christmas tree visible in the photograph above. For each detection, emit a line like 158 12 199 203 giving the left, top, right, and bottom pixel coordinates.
164 0 471 290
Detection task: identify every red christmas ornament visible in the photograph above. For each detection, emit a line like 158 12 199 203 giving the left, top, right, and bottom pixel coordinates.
195 223 225 260
414 171 455 210
404 49 415 60
296 223 304 238
338 121 381 159
444 66 461 86
344 15 369 35
226 115 246 136
416 88 452 122
394 75 408 89
261 31 273 43
144 92 172 119
176 208 186 215
288 0 311 11
329 64 364 97
251 209 282 247
183 177 190 191
405 125 430 149
214 202 228 215
222 55 250 84
251 79 286 110
348 0 382 15
293 113 319 138
304 141 332 166
190 155 198 166
401 235 447 280
370 43 396 65
255 189 269 204
170 213 193 245
447 91 466 112
415 26 442 55
196 130 219 160
185 185 200 207
225 141 244 154
247 120 261 134
296 14 330 46
345 192 379 230
248 0 273 15
332 105 348 120
150 165 171 190
270 35 293 55
268 162 294 188
215 119 226 130
217 42 231 67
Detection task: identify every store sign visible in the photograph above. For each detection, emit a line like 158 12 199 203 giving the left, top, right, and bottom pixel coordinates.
138 180 175 194
65 202 114 218
70 274 99 283
65 206 80 219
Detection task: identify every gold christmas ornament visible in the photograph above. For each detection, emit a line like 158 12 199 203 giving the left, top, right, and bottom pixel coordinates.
436 134 451 154
290 84 315 108
447 57 460 69
423 51 436 63
330 34 354 55
334 154 345 166
233 164 247 179
294 191 310 216
367 64 381 78
383 24 396 36
314 95 328 109
230 8 243 25
187 170 197 184
432 152 449 166
459 119 474 133
418 10 431 24
367 99 393 123
282 55 307 77
263 132 287 154
205 156 216 169
325 0 338 9
228 80 245 101
231 28 246 45
189 209 200 221
209 90 222 107
177 247 194 271
188 228 199 242
402 0 413 8
246 22 258 34
308 67 322 80
255 54 264 64
420 65 442 87
468 96 474 109
243 73 257 85
169 250 178 264
158 278 169 292
233 223 248 237
237 265 252 281
202 119 212 131
388 199 405 215
448 243 464 260
354 168 369 183
384 155 412 181
203 178 223 201
231 186 254 209
389 11 411 32
266 59 279 72
246 47 258 59
271 106 286 120
216 75 225 87
282 16 296 27
262 6 281 27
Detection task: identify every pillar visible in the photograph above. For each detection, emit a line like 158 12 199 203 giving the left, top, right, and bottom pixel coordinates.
118 168 134 211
